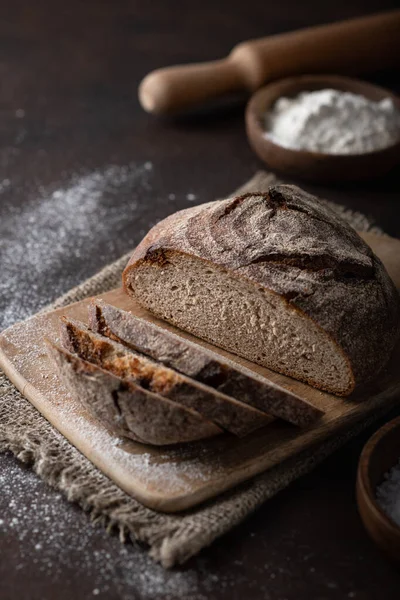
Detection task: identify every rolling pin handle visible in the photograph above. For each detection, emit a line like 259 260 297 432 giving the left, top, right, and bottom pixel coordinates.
139 59 244 115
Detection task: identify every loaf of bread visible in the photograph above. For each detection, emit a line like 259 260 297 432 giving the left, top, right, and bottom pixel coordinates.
123 185 400 396
89 300 322 426
60 317 272 436
46 340 222 445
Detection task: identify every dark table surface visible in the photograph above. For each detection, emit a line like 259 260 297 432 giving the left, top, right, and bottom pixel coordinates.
1 1 400 598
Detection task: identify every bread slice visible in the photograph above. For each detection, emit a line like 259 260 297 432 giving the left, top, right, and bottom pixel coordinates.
60 317 272 436
123 185 400 396
89 300 322 426
46 339 221 445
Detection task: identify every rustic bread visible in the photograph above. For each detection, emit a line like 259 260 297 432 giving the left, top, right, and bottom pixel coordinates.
89 300 322 426
123 184 400 396
46 340 221 445
60 317 272 436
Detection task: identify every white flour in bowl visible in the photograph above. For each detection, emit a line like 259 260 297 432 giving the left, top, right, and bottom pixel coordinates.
264 89 400 155
376 458 400 527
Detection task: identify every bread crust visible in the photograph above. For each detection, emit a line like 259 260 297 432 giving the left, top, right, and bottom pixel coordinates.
123 185 400 394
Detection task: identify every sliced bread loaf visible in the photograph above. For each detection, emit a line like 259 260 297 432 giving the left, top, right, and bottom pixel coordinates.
122 184 400 396
60 317 272 436
89 300 322 426
46 340 221 445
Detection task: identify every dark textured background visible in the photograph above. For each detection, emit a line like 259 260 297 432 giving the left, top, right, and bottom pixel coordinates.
1 1 400 598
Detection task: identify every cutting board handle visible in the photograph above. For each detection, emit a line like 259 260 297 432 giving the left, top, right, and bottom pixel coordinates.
139 10 400 114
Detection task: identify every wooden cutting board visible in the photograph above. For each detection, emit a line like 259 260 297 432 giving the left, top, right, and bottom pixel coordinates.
1 232 400 513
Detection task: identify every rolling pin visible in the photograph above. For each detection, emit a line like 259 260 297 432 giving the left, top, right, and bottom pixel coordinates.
139 10 400 114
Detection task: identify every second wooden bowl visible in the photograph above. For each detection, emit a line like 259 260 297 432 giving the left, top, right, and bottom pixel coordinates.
245 75 400 183
357 416 400 562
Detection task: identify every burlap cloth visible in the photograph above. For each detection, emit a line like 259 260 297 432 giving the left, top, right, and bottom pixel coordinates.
0 172 389 568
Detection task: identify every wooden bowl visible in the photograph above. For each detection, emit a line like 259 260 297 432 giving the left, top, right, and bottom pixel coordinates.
245 75 400 183
357 416 400 562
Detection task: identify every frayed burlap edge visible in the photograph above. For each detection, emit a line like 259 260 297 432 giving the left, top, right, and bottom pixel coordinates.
0 171 389 568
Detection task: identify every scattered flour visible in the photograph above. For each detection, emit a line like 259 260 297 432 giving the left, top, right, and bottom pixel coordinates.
0 178 11 193
265 89 400 155
0 163 153 330
0 454 228 600
376 458 400 526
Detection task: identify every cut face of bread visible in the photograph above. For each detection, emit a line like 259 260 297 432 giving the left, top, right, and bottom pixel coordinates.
125 253 353 395
89 300 323 426
60 317 272 436
123 185 400 396
46 340 221 445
